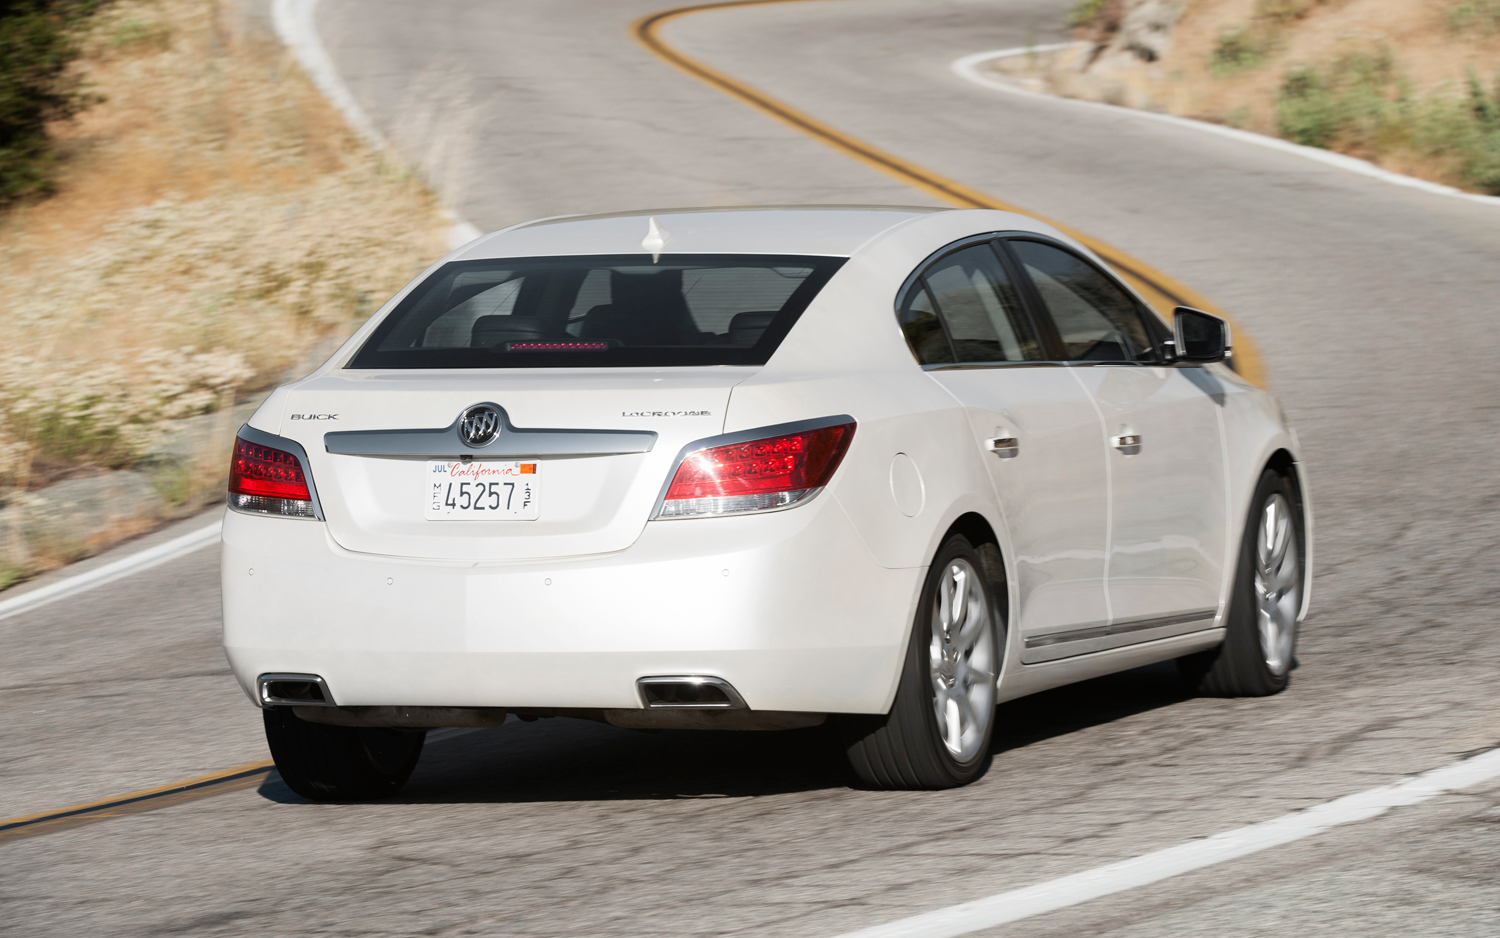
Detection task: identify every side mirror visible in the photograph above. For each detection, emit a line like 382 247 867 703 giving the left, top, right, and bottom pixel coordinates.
1171 306 1231 363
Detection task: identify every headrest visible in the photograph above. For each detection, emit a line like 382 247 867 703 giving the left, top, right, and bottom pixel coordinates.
611 269 684 308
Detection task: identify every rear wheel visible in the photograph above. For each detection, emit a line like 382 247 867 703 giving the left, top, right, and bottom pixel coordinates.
842 535 1001 789
263 707 426 801
1180 468 1305 696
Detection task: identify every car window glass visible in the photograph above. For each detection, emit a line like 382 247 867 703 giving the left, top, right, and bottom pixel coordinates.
921 245 1040 363
423 274 524 347
898 282 953 364
566 269 613 335
1009 240 1153 362
351 254 845 369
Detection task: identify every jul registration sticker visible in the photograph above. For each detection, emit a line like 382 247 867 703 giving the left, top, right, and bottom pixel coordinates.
425 461 540 520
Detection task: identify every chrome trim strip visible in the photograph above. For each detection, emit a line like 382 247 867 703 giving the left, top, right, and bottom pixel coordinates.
921 361 1067 371
647 414 856 520
324 402 657 458
1024 609 1219 648
233 424 326 521
257 672 337 708
636 675 748 710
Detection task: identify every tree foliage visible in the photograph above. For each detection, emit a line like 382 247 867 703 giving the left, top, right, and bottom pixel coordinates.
0 0 107 205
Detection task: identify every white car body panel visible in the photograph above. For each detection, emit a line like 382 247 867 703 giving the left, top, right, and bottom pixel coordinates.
1069 366 1230 651
275 369 744 562
927 367 1111 654
225 207 1311 718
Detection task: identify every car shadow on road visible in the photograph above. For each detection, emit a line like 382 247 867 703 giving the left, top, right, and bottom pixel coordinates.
989 660 1189 757
255 661 1190 805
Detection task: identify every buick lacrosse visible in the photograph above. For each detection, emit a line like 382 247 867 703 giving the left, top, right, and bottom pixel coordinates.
222 207 1310 799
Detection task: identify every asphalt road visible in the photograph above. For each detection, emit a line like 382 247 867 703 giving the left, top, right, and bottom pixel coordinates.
4 1 1500 935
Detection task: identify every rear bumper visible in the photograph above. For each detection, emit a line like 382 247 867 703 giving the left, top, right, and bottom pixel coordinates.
220 496 919 715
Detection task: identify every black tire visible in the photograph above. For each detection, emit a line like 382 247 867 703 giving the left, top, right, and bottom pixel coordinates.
263 707 426 801
1179 468 1305 697
841 535 1003 789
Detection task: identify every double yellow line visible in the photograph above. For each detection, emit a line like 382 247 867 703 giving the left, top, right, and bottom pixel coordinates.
634 0 1267 387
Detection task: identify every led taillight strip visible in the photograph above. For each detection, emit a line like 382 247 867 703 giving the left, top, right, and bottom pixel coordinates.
227 432 320 520
655 417 855 519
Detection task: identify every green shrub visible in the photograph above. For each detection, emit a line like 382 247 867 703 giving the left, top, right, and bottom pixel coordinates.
0 0 108 205
1276 52 1500 195
1276 49 1399 149
106 16 169 54
1068 0 1124 37
1449 0 1500 35
1068 0 1107 28
1439 70 1500 192
1211 28 1269 75
1253 0 1310 23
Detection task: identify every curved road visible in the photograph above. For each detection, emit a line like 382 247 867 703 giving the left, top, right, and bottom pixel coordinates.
4 1 1500 934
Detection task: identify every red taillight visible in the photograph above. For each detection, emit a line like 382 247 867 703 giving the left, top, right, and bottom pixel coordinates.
229 437 316 518
659 422 854 518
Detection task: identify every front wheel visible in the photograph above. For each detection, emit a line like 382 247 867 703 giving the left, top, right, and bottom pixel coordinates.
263 708 426 802
842 535 1001 789
1180 468 1305 696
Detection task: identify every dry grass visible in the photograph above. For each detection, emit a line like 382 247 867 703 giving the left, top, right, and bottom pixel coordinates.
1010 0 1500 192
0 0 449 491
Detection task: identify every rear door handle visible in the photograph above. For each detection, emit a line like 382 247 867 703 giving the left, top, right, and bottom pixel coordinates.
986 436 1019 459
1112 433 1142 454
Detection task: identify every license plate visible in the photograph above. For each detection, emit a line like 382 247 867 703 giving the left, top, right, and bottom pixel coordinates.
425 461 540 520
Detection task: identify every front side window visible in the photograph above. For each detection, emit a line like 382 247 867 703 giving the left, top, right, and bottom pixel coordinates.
350 254 846 369
1008 240 1154 362
897 242 1043 366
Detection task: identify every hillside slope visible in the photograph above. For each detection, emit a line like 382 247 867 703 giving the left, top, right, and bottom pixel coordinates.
993 0 1500 193
0 0 449 581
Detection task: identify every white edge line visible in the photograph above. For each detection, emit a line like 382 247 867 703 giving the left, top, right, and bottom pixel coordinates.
953 46 1500 208
0 519 223 623
271 0 486 250
825 746 1500 938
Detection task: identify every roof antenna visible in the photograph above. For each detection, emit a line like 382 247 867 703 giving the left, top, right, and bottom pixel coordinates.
642 216 670 263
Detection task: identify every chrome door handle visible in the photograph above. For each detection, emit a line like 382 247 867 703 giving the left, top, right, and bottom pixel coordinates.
986 436 1019 459
1112 433 1141 454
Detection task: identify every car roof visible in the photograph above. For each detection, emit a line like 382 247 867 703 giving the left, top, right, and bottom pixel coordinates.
454 206 958 260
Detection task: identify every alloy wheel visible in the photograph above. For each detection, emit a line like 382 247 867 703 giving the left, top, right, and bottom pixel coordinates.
1254 493 1301 675
929 558 996 762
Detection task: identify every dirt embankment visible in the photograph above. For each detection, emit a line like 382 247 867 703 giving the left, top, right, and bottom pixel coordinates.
0 0 451 585
992 0 1500 194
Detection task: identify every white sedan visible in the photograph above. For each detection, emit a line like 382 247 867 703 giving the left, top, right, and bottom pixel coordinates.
222 207 1310 799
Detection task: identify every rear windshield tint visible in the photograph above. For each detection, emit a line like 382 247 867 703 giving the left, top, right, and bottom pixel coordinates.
349 254 847 369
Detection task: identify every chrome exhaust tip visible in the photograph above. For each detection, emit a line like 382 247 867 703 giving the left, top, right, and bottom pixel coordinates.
257 672 336 707
637 675 746 710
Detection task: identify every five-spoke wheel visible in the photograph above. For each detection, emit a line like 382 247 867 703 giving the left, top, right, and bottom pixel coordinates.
1181 468 1305 696
929 557 997 764
843 535 1003 789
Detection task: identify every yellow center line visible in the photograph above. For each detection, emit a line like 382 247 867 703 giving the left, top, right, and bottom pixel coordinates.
632 0 1268 388
0 760 276 844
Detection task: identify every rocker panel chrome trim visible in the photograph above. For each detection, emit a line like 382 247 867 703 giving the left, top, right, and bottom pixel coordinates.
1024 609 1219 648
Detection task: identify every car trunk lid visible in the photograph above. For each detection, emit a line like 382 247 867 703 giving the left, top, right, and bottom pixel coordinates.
273 369 747 561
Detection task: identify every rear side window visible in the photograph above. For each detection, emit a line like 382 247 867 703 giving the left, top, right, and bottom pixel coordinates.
898 242 1042 365
350 254 846 369
898 282 953 364
1007 240 1153 362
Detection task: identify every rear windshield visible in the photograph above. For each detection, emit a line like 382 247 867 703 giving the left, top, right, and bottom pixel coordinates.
349 254 847 369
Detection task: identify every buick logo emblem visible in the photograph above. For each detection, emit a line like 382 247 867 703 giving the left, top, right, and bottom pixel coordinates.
458 404 502 447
